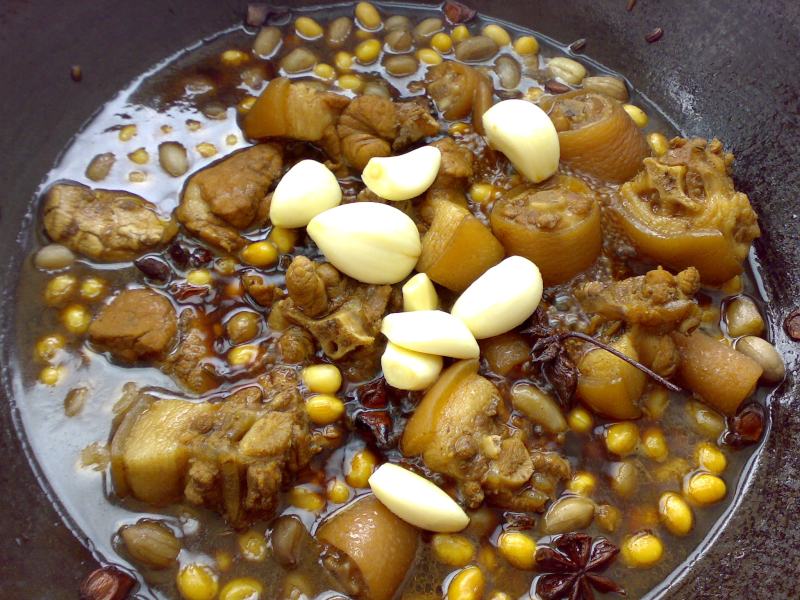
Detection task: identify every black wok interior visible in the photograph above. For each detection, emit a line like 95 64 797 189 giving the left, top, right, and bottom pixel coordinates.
0 1 798 598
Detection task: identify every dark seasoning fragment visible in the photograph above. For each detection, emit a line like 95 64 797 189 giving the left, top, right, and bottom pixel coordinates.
569 38 587 53
79 566 135 600
645 27 664 43
785 308 800 340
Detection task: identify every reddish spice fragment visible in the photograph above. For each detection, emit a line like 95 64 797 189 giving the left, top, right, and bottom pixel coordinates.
645 27 664 43
626 0 637 11
70 65 82 82
444 0 477 24
544 80 571 94
725 403 766 447
79 566 135 600
355 377 389 409
168 241 191 268
190 246 213 267
354 410 394 449
785 308 800 340
169 282 214 302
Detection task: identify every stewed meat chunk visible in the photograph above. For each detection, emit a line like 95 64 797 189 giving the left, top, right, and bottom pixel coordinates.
393 100 441 150
243 77 350 167
337 96 439 170
271 256 398 362
161 308 220 394
110 368 324 526
403 360 567 509
43 183 178 261
88 289 177 362
577 267 702 333
176 144 283 252
429 136 474 190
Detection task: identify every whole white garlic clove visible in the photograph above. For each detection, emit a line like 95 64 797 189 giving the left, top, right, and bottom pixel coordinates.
482 99 560 183
362 146 442 201
381 310 479 359
270 159 342 228
402 273 439 311
369 463 470 532
451 256 543 339
307 202 421 284
381 342 443 391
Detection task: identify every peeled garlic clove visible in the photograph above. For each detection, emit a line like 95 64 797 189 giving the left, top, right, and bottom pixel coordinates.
381 310 479 358
369 463 469 532
270 159 342 228
362 146 442 201
482 99 560 183
451 256 543 339
402 273 439 311
381 342 443 391
307 202 421 284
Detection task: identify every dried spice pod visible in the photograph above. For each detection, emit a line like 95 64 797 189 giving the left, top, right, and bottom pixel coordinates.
646 27 664 43
785 308 800 340
168 241 191 268
535 533 625 600
354 409 396 449
189 246 213 267
525 309 681 409
444 0 477 24
544 79 570 94
725 403 766 447
569 37 587 52
134 255 172 282
79 566 135 600
354 377 390 409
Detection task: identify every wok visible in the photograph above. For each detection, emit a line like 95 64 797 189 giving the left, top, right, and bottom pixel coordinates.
0 0 797 598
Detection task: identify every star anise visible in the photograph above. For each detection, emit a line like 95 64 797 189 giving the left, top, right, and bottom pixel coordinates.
525 311 580 406
535 533 625 600
524 310 682 408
